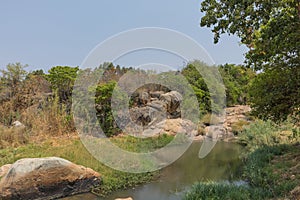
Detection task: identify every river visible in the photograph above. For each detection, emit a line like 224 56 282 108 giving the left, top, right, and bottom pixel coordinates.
63 141 244 200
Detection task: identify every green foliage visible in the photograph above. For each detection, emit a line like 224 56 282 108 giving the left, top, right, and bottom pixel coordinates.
182 63 211 114
200 0 300 70
94 81 120 136
0 63 27 98
182 61 226 115
46 66 79 103
200 0 300 121
0 137 162 197
110 134 174 153
242 145 299 198
238 119 300 152
231 120 250 136
219 64 256 106
238 120 284 151
249 68 300 121
184 182 269 200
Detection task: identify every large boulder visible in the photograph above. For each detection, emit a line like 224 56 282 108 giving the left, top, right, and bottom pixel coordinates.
142 118 198 138
0 157 101 200
159 91 182 118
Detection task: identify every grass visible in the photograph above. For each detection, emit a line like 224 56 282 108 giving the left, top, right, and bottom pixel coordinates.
238 119 300 152
110 133 174 152
242 144 300 198
185 119 300 200
184 182 268 200
231 120 250 135
184 144 300 200
0 134 173 197
0 126 29 148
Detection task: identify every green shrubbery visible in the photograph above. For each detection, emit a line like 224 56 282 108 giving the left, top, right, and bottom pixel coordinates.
238 119 300 152
184 182 268 200
186 119 300 199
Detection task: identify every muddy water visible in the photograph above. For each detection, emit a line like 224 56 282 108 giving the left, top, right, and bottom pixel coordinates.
64 141 243 200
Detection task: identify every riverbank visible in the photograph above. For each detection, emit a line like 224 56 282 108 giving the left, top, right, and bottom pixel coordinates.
0 134 174 197
184 119 300 199
64 141 244 200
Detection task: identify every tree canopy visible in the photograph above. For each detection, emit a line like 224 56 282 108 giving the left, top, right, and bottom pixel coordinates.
200 0 300 121
200 0 300 70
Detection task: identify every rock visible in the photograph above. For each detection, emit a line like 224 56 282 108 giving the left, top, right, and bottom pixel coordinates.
290 186 300 199
201 105 252 140
205 125 227 140
143 118 197 138
149 91 165 98
130 107 153 126
12 121 25 129
115 197 133 200
0 157 101 200
138 91 150 105
160 91 182 118
0 164 11 178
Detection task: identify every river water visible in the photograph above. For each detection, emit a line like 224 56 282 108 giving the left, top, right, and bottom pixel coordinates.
64 141 243 200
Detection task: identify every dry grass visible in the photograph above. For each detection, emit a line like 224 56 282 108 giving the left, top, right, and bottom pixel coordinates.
21 102 75 137
0 125 29 148
0 98 76 149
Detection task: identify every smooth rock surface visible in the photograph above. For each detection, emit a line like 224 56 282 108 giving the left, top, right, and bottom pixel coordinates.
142 118 197 137
0 157 101 200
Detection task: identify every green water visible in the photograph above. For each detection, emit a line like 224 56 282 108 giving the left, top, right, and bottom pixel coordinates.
64 141 244 200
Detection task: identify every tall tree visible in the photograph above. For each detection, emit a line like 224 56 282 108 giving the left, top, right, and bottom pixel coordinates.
200 0 300 70
46 66 79 103
200 0 300 120
0 63 27 97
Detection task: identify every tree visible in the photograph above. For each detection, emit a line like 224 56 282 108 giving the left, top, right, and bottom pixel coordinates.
200 0 300 70
46 66 79 103
200 0 300 120
249 67 300 121
0 63 27 97
219 64 256 106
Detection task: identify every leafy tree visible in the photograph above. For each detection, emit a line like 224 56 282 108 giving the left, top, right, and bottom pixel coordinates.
219 64 256 106
200 0 300 70
95 81 120 136
200 0 300 120
46 66 79 104
182 63 211 114
249 68 300 121
0 63 27 97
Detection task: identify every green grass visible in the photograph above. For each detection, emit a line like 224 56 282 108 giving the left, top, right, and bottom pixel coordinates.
184 182 268 200
238 119 300 152
185 119 300 200
110 133 174 152
184 145 300 200
0 134 174 197
242 145 300 198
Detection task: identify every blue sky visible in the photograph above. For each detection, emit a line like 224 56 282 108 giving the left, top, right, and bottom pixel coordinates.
0 0 247 72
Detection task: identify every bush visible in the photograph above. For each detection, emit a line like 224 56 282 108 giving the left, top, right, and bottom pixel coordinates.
238 120 293 151
231 120 250 135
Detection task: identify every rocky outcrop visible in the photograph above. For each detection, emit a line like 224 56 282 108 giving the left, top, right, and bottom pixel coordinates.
201 105 252 140
224 105 251 134
127 88 251 141
159 91 182 118
142 118 198 138
0 157 101 200
129 91 183 128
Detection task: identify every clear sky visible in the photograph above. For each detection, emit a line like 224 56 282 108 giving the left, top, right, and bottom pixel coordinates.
0 0 248 72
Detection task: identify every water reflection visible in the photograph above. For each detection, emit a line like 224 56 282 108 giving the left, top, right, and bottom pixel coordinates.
63 141 243 200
